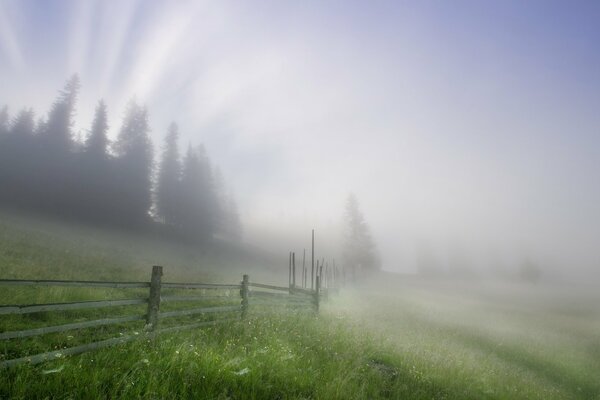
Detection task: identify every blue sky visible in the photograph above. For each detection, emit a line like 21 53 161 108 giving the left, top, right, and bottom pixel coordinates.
1 0 599 275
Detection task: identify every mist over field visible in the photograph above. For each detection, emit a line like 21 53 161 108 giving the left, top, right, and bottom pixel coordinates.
2 0 599 284
1 1 599 399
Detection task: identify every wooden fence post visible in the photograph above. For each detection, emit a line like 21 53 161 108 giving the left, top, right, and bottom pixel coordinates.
314 276 320 313
145 265 163 332
311 229 315 290
292 252 296 288
241 274 249 318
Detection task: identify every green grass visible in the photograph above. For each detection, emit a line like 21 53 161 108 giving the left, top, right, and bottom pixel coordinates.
1 211 599 399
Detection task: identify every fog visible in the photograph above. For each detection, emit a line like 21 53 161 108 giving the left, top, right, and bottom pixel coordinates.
1 0 599 282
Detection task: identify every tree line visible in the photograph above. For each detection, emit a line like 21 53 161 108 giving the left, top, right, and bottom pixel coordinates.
0 76 241 242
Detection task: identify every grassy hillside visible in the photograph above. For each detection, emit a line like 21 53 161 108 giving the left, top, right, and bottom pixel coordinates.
0 208 281 283
1 212 599 399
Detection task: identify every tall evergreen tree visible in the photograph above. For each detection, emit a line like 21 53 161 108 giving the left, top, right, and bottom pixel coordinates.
0 106 9 137
341 194 380 279
213 167 242 241
180 145 217 240
75 100 112 222
155 122 181 225
9 109 35 138
0 109 36 205
41 75 80 154
85 100 109 159
113 101 154 226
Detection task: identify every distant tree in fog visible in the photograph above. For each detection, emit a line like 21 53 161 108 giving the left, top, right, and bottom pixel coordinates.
519 257 542 283
180 145 218 240
113 101 154 226
416 242 442 277
342 194 380 278
40 74 80 154
0 108 36 205
156 123 182 226
213 168 242 241
75 100 113 222
85 100 109 159
0 106 9 137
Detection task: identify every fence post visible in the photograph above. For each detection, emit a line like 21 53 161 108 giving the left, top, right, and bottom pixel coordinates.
145 265 163 332
314 275 320 313
241 274 249 318
292 252 296 288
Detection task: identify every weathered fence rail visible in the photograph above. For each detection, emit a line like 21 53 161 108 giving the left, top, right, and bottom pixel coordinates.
0 265 335 369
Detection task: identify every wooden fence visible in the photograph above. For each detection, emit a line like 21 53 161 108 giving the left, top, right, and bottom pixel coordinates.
0 266 333 369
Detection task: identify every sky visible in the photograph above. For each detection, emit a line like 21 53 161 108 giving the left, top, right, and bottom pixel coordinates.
1 0 599 277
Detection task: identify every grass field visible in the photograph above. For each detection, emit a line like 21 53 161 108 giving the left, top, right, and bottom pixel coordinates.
1 212 599 399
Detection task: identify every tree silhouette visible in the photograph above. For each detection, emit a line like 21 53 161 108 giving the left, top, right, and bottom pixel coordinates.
74 100 113 222
85 100 109 159
0 106 9 137
180 145 217 240
342 194 380 279
113 101 154 227
155 123 182 226
41 74 80 155
0 108 36 205
213 167 242 241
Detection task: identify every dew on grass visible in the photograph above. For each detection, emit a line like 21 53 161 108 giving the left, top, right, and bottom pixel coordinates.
234 367 250 375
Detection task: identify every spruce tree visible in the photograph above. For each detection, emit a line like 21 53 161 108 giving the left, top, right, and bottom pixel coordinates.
341 194 380 279
0 106 9 137
85 100 109 159
180 145 217 240
113 101 154 227
41 75 80 154
156 122 181 225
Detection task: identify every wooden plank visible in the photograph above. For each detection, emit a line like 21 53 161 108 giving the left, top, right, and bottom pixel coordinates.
162 282 241 290
0 315 145 340
289 287 314 296
156 317 238 334
159 305 242 319
0 279 149 289
0 334 138 368
250 300 312 307
161 295 237 302
0 298 147 315
248 282 289 292
249 291 310 301
0 317 239 369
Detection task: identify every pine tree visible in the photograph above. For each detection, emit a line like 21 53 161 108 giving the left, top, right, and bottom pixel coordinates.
85 100 109 159
155 122 181 225
9 109 35 138
213 167 242 241
41 74 80 154
0 109 36 205
113 101 154 226
180 145 217 240
0 106 9 137
74 100 113 222
341 194 380 279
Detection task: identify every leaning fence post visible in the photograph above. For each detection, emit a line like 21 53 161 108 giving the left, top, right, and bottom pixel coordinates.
314 276 320 313
241 274 249 318
145 265 163 332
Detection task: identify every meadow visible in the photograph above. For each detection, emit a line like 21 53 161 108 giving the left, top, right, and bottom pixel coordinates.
1 211 599 399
